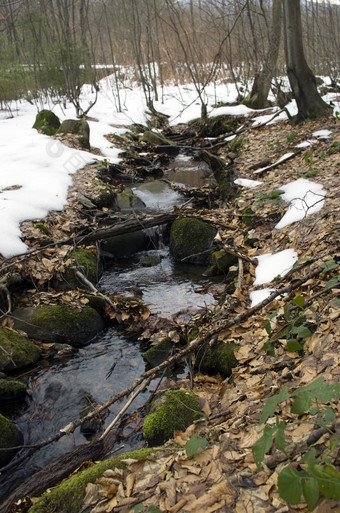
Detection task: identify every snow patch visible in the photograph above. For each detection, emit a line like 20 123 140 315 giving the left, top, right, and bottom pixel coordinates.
275 178 326 229
234 178 263 188
250 288 275 307
254 249 298 285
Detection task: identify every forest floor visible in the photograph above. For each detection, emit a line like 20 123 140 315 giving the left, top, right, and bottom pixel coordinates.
3 114 340 513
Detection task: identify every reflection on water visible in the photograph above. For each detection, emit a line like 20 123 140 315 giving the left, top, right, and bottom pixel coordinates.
164 154 216 188
0 329 148 500
99 249 216 318
132 180 183 211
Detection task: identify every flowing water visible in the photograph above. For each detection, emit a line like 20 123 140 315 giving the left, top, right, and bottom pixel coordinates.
0 154 219 502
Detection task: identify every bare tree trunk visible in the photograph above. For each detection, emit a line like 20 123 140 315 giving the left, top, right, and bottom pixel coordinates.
246 0 282 109
282 0 331 121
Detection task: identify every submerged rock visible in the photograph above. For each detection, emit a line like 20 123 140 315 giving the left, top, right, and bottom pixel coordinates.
143 389 201 445
33 110 60 135
0 328 40 371
169 217 216 265
102 230 150 258
13 305 104 347
142 337 173 368
0 413 24 467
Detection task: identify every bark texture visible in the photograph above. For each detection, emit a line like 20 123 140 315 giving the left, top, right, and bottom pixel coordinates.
283 0 331 120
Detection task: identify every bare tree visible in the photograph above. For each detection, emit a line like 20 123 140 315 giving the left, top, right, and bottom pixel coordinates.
283 0 331 121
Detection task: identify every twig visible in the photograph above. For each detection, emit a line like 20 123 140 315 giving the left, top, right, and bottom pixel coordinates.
99 377 152 441
0 262 327 476
236 258 244 290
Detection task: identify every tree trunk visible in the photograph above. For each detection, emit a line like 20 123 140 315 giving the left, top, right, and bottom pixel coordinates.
246 0 282 109
282 0 331 121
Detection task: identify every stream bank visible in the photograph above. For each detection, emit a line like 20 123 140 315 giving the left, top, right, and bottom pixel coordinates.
0 135 237 504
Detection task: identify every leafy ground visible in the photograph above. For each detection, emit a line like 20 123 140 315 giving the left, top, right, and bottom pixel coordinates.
3 115 340 513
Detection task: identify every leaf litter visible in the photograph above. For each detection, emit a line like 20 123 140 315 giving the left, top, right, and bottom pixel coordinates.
3 118 340 513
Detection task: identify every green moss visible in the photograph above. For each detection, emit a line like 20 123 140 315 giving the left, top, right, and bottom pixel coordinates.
195 341 239 377
169 217 216 265
57 119 90 149
61 248 99 290
187 326 199 343
229 136 244 154
212 249 237 274
34 222 50 235
33 110 60 135
0 413 23 467
198 115 238 137
13 305 104 347
0 328 40 371
242 207 258 227
28 448 154 513
143 389 201 445
142 338 173 368
0 378 27 402
140 130 174 146
84 295 107 316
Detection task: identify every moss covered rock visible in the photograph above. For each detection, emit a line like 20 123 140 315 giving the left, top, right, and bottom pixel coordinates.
27 448 154 513
57 119 90 149
242 207 258 227
205 249 238 276
55 248 99 291
141 130 174 146
195 341 238 377
0 413 24 467
0 378 27 403
142 337 173 368
0 328 40 372
198 115 238 137
169 217 216 265
102 230 149 258
143 389 201 445
13 305 104 347
33 110 60 135
114 189 146 211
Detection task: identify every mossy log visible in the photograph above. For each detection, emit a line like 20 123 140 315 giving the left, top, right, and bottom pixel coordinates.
199 150 236 203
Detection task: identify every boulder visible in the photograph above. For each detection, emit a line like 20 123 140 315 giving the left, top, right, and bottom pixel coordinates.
114 189 146 211
169 217 216 265
102 230 150 258
54 248 100 291
204 248 238 276
0 378 27 403
0 413 24 467
140 130 174 146
13 305 104 347
195 341 238 377
143 389 201 445
33 110 60 135
198 115 238 137
142 337 173 368
0 328 40 372
57 119 90 149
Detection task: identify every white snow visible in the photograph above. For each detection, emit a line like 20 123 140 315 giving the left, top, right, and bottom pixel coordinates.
250 288 275 307
312 129 333 139
253 152 295 174
234 178 263 188
254 249 298 285
0 71 335 260
295 140 317 148
225 134 237 142
275 178 326 229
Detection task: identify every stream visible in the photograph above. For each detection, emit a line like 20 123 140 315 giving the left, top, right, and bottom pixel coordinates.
0 154 219 501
